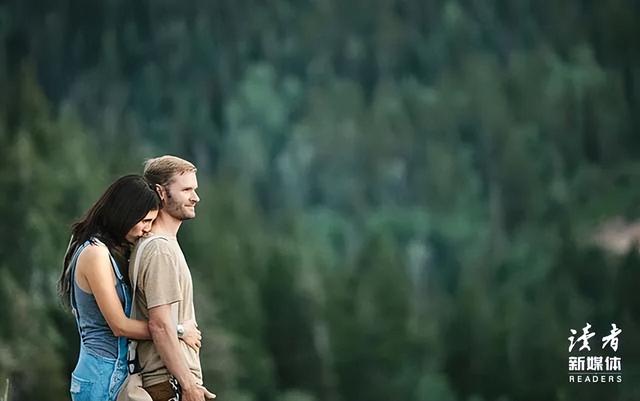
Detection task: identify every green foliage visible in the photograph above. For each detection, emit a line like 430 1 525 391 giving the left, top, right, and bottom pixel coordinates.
2 0 640 400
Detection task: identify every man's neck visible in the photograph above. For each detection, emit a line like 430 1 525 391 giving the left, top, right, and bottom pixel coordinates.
151 211 182 238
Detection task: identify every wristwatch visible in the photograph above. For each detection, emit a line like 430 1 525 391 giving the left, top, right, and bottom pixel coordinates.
177 323 185 338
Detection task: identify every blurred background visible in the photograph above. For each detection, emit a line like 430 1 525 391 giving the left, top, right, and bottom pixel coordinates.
1 0 640 400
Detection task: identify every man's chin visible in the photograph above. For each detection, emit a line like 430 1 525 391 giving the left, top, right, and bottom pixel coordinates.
181 206 196 220
180 211 196 220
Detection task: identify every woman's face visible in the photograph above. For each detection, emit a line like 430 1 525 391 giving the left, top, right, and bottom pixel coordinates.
125 209 158 243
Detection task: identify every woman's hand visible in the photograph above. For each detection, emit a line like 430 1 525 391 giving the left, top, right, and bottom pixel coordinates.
180 319 202 352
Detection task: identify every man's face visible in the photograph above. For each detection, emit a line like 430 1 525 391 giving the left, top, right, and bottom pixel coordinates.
161 171 200 220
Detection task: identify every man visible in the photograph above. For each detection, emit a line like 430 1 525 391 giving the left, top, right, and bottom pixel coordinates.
129 155 215 401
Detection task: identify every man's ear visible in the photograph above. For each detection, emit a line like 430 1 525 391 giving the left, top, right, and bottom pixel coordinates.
155 184 165 201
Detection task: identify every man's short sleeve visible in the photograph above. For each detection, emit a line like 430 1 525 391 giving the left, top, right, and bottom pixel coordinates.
139 239 182 309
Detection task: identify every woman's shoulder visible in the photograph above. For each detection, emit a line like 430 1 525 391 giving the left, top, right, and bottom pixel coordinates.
77 241 111 266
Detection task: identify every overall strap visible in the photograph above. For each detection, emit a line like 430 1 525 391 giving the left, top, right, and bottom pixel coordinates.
69 240 92 312
68 239 92 337
92 238 125 282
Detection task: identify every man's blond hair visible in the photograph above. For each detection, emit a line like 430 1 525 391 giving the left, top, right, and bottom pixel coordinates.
143 155 197 186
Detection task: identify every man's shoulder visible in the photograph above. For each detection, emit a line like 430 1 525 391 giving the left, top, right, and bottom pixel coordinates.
130 235 176 273
135 234 173 254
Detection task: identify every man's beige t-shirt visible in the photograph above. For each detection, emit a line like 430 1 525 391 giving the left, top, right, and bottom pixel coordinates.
129 234 202 387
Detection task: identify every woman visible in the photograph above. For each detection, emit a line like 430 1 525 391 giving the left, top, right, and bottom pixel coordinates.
59 175 201 401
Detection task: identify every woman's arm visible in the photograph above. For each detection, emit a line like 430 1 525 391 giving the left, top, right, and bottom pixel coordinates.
77 245 150 339
180 319 202 351
77 245 202 347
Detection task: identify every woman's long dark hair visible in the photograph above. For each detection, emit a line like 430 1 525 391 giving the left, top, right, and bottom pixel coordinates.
58 174 160 307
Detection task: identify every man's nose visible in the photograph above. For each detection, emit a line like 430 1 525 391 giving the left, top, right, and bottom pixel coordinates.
192 191 200 203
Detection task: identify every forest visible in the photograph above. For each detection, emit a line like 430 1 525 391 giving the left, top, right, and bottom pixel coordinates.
1 0 639 400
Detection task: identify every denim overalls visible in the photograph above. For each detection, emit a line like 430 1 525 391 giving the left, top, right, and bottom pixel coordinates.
69 239 131 401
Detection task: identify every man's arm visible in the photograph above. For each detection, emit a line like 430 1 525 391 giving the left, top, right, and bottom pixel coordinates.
148 304 206 401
